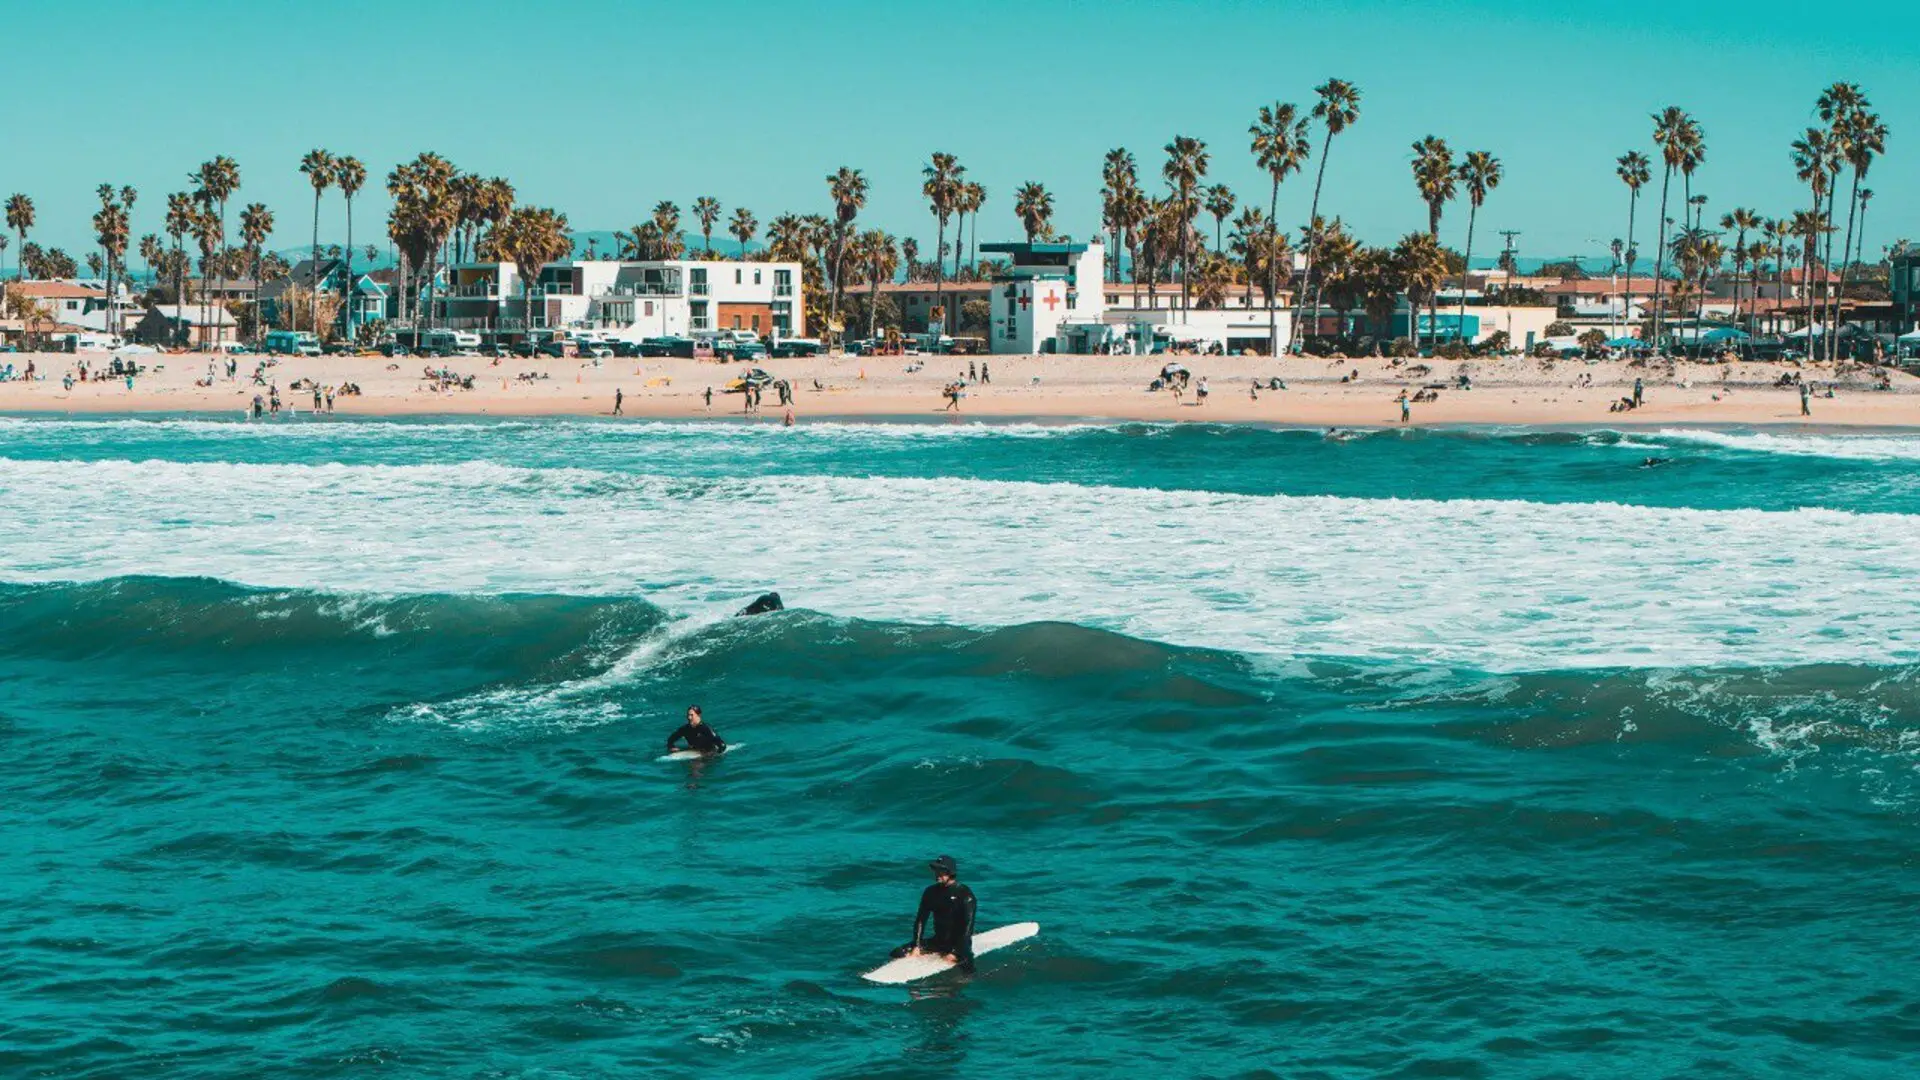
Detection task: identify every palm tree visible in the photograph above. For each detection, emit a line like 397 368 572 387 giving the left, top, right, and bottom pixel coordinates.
901 237 920 282
1454 151 1502 346
494 206 572 333
728 207 757 259
1161 135 1209 322
330 156 366 338
693 196 722 256
962 181 986 272
1409 137 1456 346
1720 207 1761 329
385 153 459 329
239 202 274 328
1650 107 1700 348
1835 105 1886 360
1855 189 1875 273
826 166 868 335
1791 128 1837 342
299 149 335 332
651 201 683 256
1013 182 1054 242
1101 149 1138 283
164 191 196 302
1204 184 1235 253
922 151 964 331
6 193 35 280
1616 151 1651 336
1230 207 1267 304
1250 101 1310 353
858 228 898 337
188 207 222 347
1294 78 1361 351
1393 232 1447 347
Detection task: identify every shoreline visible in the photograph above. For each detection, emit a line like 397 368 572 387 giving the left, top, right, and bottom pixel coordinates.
1 350 1915 430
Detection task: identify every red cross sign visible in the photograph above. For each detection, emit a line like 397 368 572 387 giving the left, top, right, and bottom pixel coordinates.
1042 291 1061 311
1017 294 1031 310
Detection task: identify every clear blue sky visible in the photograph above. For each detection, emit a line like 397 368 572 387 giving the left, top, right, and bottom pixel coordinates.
7 0 1914 266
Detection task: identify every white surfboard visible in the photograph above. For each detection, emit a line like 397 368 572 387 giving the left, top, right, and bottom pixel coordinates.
861 922 1039 984
657 742 744 762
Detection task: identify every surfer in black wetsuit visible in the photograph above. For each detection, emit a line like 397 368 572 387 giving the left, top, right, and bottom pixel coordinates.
892 855 976 971
665 705 726 755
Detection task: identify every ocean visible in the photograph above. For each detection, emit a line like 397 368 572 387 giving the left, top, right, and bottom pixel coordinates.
3 416 1918 1078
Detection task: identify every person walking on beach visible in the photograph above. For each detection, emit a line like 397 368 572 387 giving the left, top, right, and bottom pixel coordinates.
613 387 624 416
1398 389 1411 424
1195 376 1209 405
1800 381 1811 417
313 386 323 412
704 386 712 413
1633 377 1644 408
980 361 989 384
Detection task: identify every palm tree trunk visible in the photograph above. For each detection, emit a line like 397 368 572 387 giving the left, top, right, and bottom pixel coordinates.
1459 206 1477 351
1267 176 1279 355
309 190 322 334
1624 190 1638 340
868 275 880 338
1292 129 1335 354
1651 167 1672 349
343 194 355 343
933 215 946 338
1835 170 1860 365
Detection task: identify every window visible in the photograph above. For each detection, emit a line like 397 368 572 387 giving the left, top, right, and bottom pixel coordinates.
644 301 653 316
735 269 742 284
754 270 762 285
732 315 741 329
751 314 761 331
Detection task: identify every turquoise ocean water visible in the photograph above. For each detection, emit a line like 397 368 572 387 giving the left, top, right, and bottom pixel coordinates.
3 416 1919 1078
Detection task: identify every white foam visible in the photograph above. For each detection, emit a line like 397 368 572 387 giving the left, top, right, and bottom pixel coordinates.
2 457 1917 672
1645 428 1920 462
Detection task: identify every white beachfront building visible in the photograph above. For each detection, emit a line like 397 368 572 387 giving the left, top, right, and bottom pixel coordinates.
432 258 806 343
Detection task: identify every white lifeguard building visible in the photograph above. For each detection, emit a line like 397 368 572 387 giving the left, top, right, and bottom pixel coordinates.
979 241 1105 354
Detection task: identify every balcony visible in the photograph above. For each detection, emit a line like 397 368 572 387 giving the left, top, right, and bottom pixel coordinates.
449 281 499 297
689 281 710 296
594 281 681 298
774 283 794 297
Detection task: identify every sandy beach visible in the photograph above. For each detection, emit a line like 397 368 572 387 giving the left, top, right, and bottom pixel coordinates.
2 349 1916 428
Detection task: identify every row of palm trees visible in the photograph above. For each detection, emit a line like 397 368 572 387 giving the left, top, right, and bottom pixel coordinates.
1613 85 1891 358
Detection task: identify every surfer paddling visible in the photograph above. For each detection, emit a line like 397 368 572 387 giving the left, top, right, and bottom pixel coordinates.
892 855 976 972
665 705 727 756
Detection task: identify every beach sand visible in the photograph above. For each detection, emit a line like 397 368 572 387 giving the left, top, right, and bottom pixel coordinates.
2 350 1915 428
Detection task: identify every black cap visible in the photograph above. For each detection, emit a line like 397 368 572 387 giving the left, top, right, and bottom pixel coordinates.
929 855 958 876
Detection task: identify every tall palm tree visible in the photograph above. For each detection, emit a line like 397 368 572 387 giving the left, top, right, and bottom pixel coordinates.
1101 149 1138 284
1791 128 1836 342
6 193 35 280
328 156 366 337
728 207 757 259
164 192 195 302
1249 102 1310 353
826 167 868 335
1161 135 1209 322
1650 107 1699 348
921 151 964 331
1204 184 1235 253
1409 137 1456 346
1454 151 1502 346
1392 232 1447 347
1230 207 1268 304
963 181 986 272
239 202 274 329
1720 207 1761 329
1855 189 1874 273
858 228 899 337
692 196 722 256
188 206 222 346
954 181 985 277
1295 78 1361 350
651 201 683 256
1013 182 1054 242
299 149 335 332
1616 151 1651 336
1834 106 1886 360
901 237 920 282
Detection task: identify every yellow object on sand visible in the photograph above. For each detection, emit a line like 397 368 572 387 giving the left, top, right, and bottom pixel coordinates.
646 376 671 387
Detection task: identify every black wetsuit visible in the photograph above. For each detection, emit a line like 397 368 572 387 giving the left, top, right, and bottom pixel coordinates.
665 723 726 754
893 881 976 968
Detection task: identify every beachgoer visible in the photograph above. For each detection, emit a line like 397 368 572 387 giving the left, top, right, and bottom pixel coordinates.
784 407 794 427
1250 381 1259 401
704 386 713 412
1800 382 1810 416
1633 377 1644 407
980 362 989 384
313 387 323 411
325 388 335 413
891 856 976 972
665 705 726 755
1196 377 1209 404
614 387 624 416
1399 390 1411 424
968 360 977 381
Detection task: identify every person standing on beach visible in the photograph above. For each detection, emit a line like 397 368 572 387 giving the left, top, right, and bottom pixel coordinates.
1800 381 1811 417
1399 390 1411 424
981 361 989 384
613 387 624 416
1633 377 1644 408
1196 377 1209 405
325 387 335 413
704 386 712 412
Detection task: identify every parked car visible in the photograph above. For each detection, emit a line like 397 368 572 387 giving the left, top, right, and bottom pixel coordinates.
639 336 695 358
537 339 577 359
582 343 614 359
772 337 824 358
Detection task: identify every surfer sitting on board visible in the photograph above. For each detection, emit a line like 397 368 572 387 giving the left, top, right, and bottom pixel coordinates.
665 706 727 756
891 855 976 972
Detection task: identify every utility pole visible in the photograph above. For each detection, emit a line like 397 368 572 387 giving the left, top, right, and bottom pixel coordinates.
1498 231 1521 345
